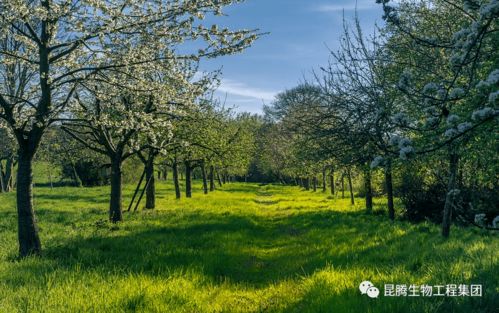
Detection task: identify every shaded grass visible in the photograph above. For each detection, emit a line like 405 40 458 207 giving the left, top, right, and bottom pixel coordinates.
0 181 497 312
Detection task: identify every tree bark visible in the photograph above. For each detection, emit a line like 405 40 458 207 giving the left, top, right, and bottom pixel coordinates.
330 169 335 195
16 150 42 257
201 161 208 194
209 165 215 191
71 162 82 187
341 173 345 198
145 152 155 209
347 169 354 205
364 165 373 213
109 156 123 223
185 161 192 198
313 176 317 192
0 161 4 193
217 170 223 187
442 150 459 238
305 177 310 190
173 160 181 199
322 168 327 192
385 160 395 221
5 156 14 191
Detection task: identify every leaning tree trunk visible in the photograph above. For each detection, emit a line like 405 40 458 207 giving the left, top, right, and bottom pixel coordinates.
201 161 208 195
16 149 42 257
330 169 335 195
347 169 354 205
145 152 156 209
185 161 192 198
364 165 373 213
209 165 215 191
109 156 123 223
217 170 223 187
71 162 82 187
5 156 14 192
442 150 459 238
385 159 395 221
173 161 181 199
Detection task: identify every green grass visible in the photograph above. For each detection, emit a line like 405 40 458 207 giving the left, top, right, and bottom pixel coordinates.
0 181 497 312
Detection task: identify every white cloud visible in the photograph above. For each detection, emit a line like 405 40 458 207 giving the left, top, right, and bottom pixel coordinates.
217 79 278 102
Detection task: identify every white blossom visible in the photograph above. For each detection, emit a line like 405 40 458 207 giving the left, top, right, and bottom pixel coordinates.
471 107 496 121
370 156 384 169
449 88 465 99
457 122 472 133
399 146 414 160
488 90 499 104
444 128 459 138
446 114 459 126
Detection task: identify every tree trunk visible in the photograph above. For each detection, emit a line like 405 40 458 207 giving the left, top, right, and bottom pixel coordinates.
322 168 327 192
71 162 82 187
341 173 345 198
313 176 317 192
162 168 168 180
222 173 226 184
217 170 223 187
347 169 354 205
330 169 335 195
4 156 14 192
385 160 395 221
442 150 459 238
173 161 181 199
209 165 215 191
201 161 208 195
364 165 373 213
109 156 123 223
305 177 310 190
185 161 192 198
0 161 4 193
16 150 42 257
145 153 155 209
48 163 53 189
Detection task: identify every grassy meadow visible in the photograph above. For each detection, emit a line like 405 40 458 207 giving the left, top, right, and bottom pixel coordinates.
0 175 497 312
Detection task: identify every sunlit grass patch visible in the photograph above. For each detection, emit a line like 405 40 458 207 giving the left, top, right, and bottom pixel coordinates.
0 181 497 312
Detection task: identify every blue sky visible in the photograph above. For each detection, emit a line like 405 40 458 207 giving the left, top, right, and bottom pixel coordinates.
199 0 386 114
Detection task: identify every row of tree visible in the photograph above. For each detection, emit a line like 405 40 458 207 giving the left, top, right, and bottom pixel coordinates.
0 0 261 257
255 0 498 236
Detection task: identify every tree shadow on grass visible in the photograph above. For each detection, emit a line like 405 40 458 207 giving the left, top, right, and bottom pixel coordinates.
4 207 497 302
